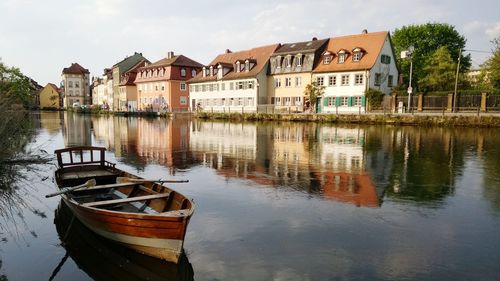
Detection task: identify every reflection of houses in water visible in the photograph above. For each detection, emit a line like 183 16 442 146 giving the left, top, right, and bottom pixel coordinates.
136 118 191 167
62 112 91 146
39 111 63 135
92 116 115 150
190 122 384 207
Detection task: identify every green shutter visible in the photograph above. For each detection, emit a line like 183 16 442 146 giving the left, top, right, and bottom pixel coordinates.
335 97 340 106
323 97 329 107
348 97 353 107
361 96 366 107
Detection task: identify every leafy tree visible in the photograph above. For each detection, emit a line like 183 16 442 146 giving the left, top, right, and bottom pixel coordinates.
392 23 471 90
303 82 325 112
365 88 385 108
419 47 457 91
0 60 32 105
480 36 500 90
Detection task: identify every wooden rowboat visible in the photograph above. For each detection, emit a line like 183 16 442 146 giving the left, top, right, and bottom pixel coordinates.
51 146 195 263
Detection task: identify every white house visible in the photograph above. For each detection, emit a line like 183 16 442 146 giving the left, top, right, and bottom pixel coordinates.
188 44 279 112
61 63 90 107
312 31 399 113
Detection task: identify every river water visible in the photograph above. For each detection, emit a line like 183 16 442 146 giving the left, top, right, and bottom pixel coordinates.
1 111 500 281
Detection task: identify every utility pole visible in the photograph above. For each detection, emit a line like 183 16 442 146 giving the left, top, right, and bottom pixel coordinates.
453 49 462 113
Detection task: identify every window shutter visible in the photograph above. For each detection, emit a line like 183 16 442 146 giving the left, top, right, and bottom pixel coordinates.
335 97 340 106
323 97 328 106
348 96 353 107
361 96 366 107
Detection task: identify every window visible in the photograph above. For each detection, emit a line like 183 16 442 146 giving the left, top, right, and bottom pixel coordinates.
354 74 363 85
381 55 391 64
338 53 346 64
295 77 302 87
248 81 254 89
316 76 324 86
285 56 291 68
341 75 349 86
180 68 186 77
353 52 362 62
237 82 244 90
68 81 73 88
296 55 302 67
374 73 381 86
180 96 187 104
69 90 73 96
236 61 241 72
160 69 164 77
323 55 332 64
285 77 292 87
75 82 79 88
275 78 281 88
340 96 348 106
192 69 197 77
245 60 250 71
276 56 281 69
180 82 186 91
202 85 206 92
327 97 335 106
161 83 165 91
354 96 362 106
221 83 225 91
155 83 159 91
328 75 336 86
388 75 393 87
230 82 234 90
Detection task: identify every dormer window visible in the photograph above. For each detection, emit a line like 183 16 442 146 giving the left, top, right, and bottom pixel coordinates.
192 69 197 77
245 60 250 72
352 47 364 62
202 67 206 77
217 65 223 79
285 56 292 68
296 54 302 67
181 68 186 77
338 50 347 64
323 52 333 64
159 68 164 77
276 56 281 69
209 66 213 76
236 61 241 73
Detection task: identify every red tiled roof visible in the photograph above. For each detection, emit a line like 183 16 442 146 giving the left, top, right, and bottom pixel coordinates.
139 55 203 71
313 31 389 73
189 43 280 83
62 63 89 75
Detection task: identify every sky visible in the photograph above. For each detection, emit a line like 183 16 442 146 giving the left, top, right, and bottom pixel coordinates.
0 0 499 85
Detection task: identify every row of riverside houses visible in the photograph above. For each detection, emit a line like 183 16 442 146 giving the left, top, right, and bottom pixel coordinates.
57 30 398 113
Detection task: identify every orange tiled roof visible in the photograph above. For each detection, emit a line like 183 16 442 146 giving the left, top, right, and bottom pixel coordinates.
313 31 389 73
62 63 89 75
46 83 60 92
189 43 280 83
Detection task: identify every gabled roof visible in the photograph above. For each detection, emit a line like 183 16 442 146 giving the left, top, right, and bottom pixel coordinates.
272 38 328 56
313 31 389 73
113 52 149 74
189 43 280 83
46 83 60 92
62 63 89 75
140 55 204 70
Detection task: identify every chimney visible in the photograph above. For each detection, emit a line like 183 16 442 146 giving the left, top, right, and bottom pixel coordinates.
167 51 174 59
225 49 232 53
362 29 368 34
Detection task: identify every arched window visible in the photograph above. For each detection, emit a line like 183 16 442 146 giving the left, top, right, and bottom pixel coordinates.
181 68 186 77
191 69 197 77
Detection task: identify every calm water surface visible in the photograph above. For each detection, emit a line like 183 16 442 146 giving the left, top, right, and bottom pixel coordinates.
1 111 500 281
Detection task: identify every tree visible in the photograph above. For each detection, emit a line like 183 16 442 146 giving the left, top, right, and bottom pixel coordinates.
392 23 471 90
481 36 500 90
0 60 32 105
418 47 457 91
303 82 325 112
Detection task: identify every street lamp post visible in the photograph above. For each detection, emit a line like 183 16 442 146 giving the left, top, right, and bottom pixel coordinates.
401 46 414 113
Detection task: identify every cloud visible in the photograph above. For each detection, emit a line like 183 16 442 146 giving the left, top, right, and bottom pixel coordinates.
485 22 500 40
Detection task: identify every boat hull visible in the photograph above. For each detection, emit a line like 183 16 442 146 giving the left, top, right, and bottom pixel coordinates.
63 197 189 263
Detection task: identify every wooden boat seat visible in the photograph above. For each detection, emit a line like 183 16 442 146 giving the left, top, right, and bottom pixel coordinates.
82 193 170 208
61 169 116 180
73 182 138 192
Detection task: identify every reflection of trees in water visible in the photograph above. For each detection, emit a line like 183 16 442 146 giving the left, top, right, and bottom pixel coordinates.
479 130 500 214
0 109 52 280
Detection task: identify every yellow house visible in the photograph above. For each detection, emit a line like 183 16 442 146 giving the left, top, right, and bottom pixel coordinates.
39 83 61 109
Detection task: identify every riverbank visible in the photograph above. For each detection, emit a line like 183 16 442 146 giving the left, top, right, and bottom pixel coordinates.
194 111 500 127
